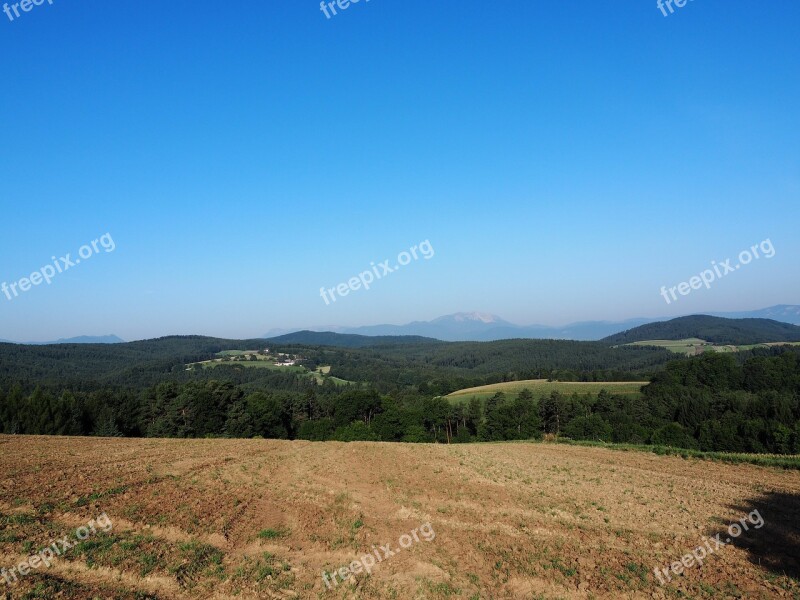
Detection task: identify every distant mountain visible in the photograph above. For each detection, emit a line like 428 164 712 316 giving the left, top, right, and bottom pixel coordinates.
343 312 517 341
49 335 125 345
262 327 303 338
602 315 800 346
267 306 800 342
265 331 441 348
339 312 653 342
711 304 800 325
0 335 125 345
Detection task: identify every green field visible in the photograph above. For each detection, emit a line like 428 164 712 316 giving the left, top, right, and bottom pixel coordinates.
186 352 353 386
446 379 647 402
309 366 351 386
628 339 800 356
205 361 306 372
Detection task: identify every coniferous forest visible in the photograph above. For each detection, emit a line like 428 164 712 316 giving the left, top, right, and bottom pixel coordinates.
1 337 799 454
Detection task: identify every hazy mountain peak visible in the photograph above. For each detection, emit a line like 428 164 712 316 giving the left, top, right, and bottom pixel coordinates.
433 312 507 324
315 305 800 343
54 335 125 345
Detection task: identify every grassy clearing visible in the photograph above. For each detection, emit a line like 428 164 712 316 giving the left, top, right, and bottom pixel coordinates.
628 338 708 352
187 352 353 386
628 339 800 356
308 366 351 386
446 379 646 402
205 361 305 372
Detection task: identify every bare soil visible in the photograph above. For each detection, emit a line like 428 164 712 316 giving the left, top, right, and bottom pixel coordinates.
1 435 798 599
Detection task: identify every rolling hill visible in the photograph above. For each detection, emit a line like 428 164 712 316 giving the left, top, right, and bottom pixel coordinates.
712 304 800 325
603 315 800 345
0 334 674 392
264 331 441 348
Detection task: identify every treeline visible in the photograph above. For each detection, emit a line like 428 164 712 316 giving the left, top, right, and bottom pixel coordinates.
2 347 799 453
639 349 800 453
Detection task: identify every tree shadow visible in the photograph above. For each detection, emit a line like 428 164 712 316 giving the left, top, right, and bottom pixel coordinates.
717 491 800 580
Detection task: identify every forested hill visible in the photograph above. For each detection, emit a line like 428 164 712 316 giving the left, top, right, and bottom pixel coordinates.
265 331 441 348
602 315 800 345
0 335 673 392
321 339 674 386
0 336 269 387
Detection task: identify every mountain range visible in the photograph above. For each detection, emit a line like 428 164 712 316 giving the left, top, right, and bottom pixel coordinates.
4 306 798 346
0 335 125 345
266 314 800 349
266 305 800 342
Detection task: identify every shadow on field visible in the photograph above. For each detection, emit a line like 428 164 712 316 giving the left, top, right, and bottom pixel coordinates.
718 491 800 580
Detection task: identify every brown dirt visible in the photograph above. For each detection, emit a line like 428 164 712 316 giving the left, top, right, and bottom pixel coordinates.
0 435 798 599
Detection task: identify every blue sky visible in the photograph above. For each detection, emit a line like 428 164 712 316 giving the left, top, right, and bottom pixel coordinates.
0 0 798 341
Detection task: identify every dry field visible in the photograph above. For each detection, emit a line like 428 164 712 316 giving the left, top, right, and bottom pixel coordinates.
446 380 647 402
1 435 799 599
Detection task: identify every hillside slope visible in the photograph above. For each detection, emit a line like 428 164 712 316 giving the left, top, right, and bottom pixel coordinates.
0 335 674 389
603 315 800 345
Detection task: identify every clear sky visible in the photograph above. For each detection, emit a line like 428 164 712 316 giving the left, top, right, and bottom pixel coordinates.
1 0 798 342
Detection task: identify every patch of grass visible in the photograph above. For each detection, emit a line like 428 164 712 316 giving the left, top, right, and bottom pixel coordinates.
35 502 55 516
75 484 129 507
18 575 83 599
423 579 461 597
2 512 37 526
257 527 289 540
548 557 577 578
232 552 294 591
138 551 161 577
72 531 228 586
172 541 226 587
72 535 121 568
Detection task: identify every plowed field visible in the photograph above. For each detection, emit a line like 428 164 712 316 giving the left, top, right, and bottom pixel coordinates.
1 436 798 599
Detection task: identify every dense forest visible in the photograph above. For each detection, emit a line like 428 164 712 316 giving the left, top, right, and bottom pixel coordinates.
1 337 799 453
0 335 673 393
